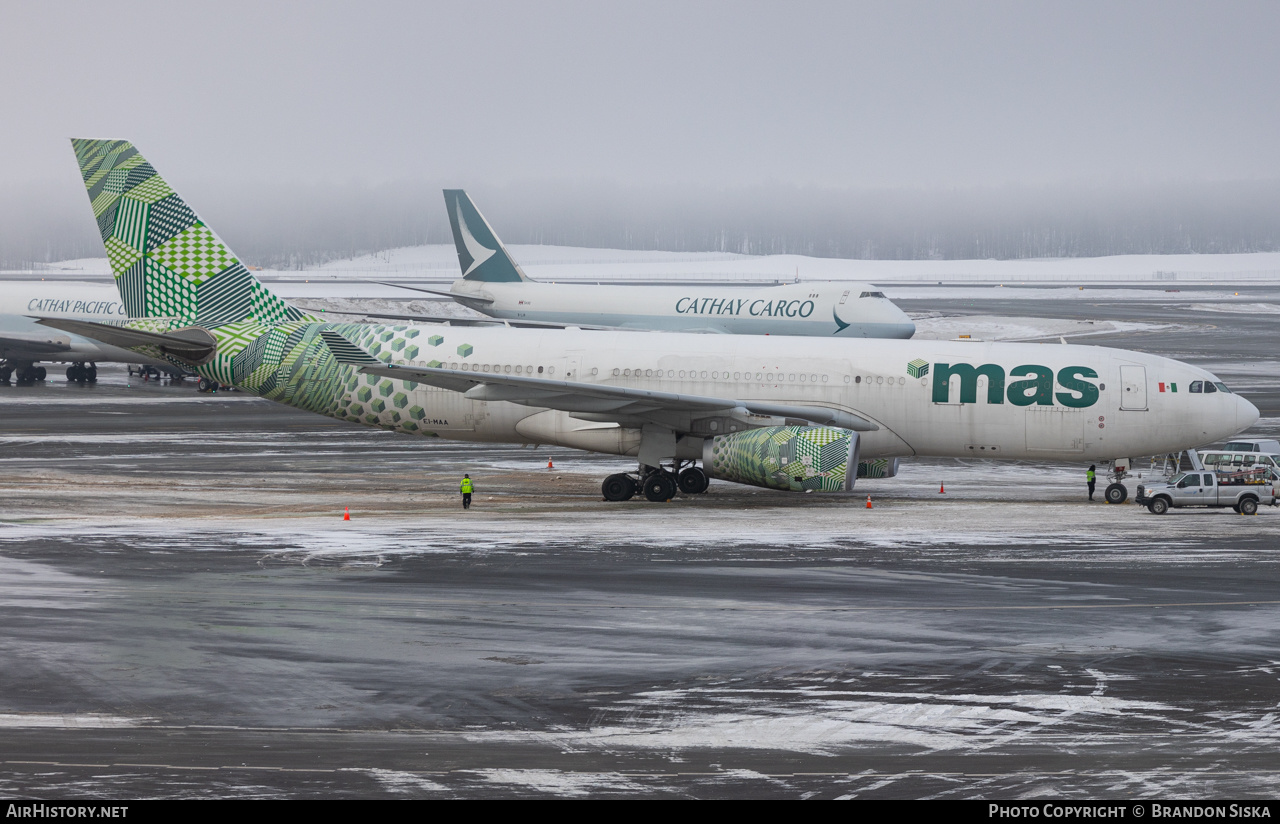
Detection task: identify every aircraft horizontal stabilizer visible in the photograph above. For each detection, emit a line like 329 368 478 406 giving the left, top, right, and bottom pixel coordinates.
34 317 216 362
319 331 877 432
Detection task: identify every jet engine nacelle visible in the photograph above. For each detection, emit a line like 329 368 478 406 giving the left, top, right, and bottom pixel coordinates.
703 425 861 492
857 458 900 479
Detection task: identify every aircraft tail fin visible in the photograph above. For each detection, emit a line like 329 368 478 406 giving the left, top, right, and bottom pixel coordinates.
442 189 531 283
70 139 305 326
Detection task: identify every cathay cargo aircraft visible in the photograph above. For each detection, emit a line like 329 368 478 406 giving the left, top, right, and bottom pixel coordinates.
389 190 917 339
45 140 1257 504
0 281 171 383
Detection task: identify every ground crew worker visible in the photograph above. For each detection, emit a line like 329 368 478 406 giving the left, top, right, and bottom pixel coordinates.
460 474 473 509
1087 464 1097 501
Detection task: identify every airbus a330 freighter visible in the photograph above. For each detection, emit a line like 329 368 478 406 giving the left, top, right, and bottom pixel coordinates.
44 139 1258 503
387 189 917 339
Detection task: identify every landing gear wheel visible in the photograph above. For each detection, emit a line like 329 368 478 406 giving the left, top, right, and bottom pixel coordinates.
86 364 97 382
66 366 79 382
1105 483 1128 505
1240 498 1258 516
198 377 214 392
35 366 46 381
1148 498 1169 515
643 473 676 503
677 466 709 494
602 474 636 502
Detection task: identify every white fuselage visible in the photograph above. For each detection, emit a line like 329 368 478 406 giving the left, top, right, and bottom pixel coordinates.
0 281 167 364
359 325 1255 463
450 280 916 338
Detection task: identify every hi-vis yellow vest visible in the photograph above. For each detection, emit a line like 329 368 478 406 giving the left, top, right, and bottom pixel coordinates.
460 478 473 493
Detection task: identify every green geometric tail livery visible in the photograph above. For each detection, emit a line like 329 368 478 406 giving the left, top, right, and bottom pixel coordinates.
67 139 441 432
71 139 305 327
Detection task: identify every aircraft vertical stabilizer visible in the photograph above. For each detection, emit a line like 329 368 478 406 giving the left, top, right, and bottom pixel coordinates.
69 139 304 325
443 190 531 283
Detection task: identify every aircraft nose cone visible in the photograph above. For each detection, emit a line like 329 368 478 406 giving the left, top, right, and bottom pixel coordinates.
888 305 916 339
1238 395 1261 432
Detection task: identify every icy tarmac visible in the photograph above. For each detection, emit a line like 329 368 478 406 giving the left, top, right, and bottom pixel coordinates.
1 287 1280 798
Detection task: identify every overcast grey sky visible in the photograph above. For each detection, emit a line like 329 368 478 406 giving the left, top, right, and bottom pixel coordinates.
4 0 1278 191
3 1 1279 267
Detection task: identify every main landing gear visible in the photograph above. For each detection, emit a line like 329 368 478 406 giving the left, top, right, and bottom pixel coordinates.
65 362 97 383
602 461 710 503
0 362 47 385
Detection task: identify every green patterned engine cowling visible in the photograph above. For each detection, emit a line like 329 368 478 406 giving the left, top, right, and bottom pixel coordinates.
703 426 860 492
857 458 900 478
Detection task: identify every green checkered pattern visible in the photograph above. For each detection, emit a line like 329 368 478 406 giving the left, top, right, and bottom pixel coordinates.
151 224 236 285
708 426 855 492
71 138 311 328
69 140 454 438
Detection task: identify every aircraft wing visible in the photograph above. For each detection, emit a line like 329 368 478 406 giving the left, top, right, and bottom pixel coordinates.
369 281 494 305
0 331 73 355
320 330 877 432
299 306 625 331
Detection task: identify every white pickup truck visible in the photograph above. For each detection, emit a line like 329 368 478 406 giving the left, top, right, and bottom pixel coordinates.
1135 469 1277 515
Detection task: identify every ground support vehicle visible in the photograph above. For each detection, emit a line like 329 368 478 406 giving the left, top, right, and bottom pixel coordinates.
1136 469 1277 515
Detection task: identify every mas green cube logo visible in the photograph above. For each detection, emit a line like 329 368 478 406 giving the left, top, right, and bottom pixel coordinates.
907 359 929 378
428 335 443 346
457 343 473 357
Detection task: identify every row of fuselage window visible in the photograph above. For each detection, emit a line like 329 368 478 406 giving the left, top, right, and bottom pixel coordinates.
434 361 906 386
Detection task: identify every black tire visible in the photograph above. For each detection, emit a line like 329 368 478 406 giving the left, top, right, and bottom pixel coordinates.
1148 497 1169 515
1105 482 1128 505
602 474 636 502
1240 497 1258 516
198 377 212 392
678 466 709 494
643 473 676 503
66 366 78 381
87 365 97 382
35 366 46 381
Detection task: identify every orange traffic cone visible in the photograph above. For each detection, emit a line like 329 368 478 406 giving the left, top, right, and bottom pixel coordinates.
343 507 350 521
866 495 872 509
940 483 945 494
547 459 554 469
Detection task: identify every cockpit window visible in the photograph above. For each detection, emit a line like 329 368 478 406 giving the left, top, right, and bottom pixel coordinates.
1214 382 1231 393
859 291 886 299
1204 382 1218 394
1190 381 1203 393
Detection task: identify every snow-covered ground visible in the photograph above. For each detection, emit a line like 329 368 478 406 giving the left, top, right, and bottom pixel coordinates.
12 246 1280 285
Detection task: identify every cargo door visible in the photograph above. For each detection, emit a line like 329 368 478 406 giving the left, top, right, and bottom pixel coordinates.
1120 365 1148 411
